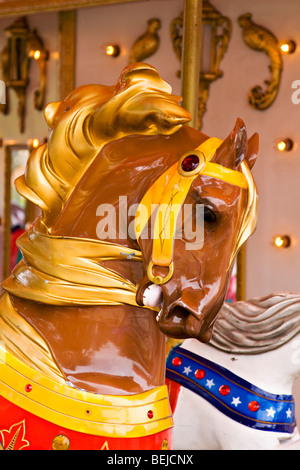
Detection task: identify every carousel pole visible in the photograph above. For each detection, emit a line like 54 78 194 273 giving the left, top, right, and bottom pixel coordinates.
181 0 203 129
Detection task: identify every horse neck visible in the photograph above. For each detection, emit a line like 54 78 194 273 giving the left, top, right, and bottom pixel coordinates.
184 335 300 396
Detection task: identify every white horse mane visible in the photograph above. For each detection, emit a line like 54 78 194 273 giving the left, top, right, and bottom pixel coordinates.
210 292 300 354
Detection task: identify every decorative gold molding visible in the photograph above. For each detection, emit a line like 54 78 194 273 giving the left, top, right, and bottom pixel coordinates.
58 10 76 100
238 13 282 110
129 18 161 64
0 0 145 18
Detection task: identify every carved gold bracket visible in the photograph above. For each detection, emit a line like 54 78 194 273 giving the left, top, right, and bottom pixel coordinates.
0 16 48 132
129 18 161 64
171 0 231 129
238 13 282 110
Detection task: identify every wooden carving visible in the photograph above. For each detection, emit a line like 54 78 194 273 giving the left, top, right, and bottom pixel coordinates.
238 13 283 110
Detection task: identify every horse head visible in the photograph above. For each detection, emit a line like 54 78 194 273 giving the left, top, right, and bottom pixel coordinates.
8 63 258 347
136 118 259 342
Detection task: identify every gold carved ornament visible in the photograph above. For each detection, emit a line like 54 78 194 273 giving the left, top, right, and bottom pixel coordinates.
129 18 161 64
238 13 282 110
0 16 48 132
171 0 232 129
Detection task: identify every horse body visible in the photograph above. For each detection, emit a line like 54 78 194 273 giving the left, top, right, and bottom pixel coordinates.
171 293 300 450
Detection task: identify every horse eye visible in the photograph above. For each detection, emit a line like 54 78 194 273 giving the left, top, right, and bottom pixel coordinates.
203 206 217 224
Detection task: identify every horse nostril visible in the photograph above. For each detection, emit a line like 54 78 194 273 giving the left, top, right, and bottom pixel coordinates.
163 305 203 338
168 306 190 322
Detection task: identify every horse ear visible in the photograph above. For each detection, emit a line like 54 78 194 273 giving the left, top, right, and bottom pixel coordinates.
210 118 247 170
245 132 259 169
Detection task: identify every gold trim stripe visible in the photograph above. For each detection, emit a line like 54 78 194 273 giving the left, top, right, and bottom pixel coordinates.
0 346 173 438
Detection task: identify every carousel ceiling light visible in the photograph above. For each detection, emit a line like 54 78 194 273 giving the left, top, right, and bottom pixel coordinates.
273 235 291 248
27 138 39 149
279 40 296 54
276 138 294 151
105 44 120 57
29 49 41 60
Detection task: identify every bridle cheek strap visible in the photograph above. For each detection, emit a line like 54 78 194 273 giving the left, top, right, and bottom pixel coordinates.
134 137 248 285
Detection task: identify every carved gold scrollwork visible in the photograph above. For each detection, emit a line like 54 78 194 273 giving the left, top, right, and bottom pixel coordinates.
238 13 282 110
170 12 183 78
0 16 48 132
171 1 232 129
129 18 161 64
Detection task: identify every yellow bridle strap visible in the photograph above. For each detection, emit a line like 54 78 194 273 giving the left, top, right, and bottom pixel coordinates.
134 137 248 284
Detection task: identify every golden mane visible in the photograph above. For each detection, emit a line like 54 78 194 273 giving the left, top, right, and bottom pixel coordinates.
15 63 191 231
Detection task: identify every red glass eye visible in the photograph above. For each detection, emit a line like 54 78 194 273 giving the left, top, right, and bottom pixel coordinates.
181 154 200 172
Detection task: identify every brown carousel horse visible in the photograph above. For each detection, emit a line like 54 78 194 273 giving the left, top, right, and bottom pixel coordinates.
0 63 258 450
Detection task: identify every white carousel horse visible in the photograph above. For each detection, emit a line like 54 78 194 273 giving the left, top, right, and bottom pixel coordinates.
166 293 300 450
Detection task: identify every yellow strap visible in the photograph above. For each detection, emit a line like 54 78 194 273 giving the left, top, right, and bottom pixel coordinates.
134 137 248 284
202 161 248 189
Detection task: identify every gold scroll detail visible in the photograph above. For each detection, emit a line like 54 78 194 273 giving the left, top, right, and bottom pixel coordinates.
238 13 282 110
129 18 161 64
171 1 232 129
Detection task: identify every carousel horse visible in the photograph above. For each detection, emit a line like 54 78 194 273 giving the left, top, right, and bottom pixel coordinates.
167 293 300 450
0 63 258 450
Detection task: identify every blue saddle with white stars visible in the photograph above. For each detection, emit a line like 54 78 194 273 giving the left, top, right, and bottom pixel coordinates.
166 346 296 433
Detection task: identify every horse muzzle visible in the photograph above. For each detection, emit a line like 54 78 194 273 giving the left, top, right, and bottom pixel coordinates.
156 298 215 343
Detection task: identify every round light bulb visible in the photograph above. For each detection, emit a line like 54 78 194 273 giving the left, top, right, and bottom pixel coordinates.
276 138 294 152
281 44 289 53
28 138 39 148
274 236 284 247
280 40 296 54
273 235 291 248
105 44 120 57
33 50 41 60
277 141 286 151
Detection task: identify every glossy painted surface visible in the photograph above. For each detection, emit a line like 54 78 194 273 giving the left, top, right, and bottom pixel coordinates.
0 345 173 441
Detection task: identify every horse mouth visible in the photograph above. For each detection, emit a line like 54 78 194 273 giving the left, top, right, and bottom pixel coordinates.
157 304 212 342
